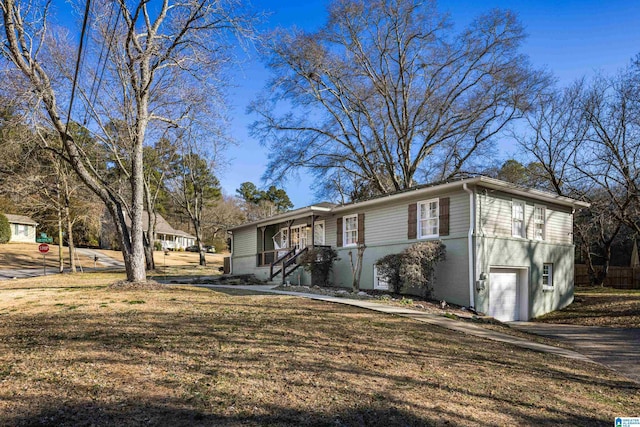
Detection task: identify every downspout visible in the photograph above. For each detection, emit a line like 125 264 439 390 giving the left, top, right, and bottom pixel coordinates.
463 183 475 309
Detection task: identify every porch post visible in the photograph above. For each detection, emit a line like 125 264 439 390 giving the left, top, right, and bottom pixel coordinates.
259 226 266 266
310 215 315 247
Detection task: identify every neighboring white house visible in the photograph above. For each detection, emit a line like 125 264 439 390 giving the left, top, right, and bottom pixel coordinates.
101 211 196 250
151 214 196 250
5 214 38 243
228 176 590 321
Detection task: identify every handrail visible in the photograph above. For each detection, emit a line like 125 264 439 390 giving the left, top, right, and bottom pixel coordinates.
284 246 308 269
270 247 296 280
273 247 296 265
269 245 311 282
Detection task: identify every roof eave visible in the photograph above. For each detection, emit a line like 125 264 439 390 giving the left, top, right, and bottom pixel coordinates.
228 205 333 232
476 177 591 208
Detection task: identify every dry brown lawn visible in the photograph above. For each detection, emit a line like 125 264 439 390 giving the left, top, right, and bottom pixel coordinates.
537 287 640 328
95 248 226 268
0 243 226 273
0 274 638 426
0 243 98 270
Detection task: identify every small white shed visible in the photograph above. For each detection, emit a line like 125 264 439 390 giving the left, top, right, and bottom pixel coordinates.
5 214 38 243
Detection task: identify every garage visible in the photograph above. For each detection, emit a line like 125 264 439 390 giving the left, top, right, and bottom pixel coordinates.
489 268 528 321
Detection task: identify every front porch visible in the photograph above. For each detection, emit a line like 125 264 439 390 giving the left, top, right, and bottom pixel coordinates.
254 213 330 283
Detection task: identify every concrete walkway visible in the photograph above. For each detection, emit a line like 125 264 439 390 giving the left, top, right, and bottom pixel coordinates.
511 322 640 384
191 284 592 363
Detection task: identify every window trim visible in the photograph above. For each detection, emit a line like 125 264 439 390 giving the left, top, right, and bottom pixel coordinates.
417 198 439 240
343 214 358 247
373 265 390 290
542 263 554 291
511 199 526 238
533 204 546 241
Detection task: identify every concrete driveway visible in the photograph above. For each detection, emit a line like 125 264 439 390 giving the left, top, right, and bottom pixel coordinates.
511 322 640 384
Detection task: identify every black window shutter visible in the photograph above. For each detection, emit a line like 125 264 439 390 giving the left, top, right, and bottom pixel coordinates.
357 213 365 245
439 197 450 236
408 203 417 239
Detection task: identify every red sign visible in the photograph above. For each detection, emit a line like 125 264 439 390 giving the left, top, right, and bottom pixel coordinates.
38 243 50 254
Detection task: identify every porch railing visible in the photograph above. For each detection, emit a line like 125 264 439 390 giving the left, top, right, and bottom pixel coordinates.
266 245 333 284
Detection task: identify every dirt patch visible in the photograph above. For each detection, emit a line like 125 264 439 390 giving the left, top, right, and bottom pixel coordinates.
108 279 165 291
276 285 477 318
191 274 266 286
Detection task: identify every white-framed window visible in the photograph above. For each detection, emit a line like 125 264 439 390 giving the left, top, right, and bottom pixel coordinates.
542 263 553 290
14 224 28 236
512 200 525 238
373 265 389 290
343 214 358 247
279 228 289 249
418 199 439 239
534 205 546 241
281 225 308 251
313 221 325 245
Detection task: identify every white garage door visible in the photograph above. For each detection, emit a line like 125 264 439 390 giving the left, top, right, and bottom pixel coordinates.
489 270 519 321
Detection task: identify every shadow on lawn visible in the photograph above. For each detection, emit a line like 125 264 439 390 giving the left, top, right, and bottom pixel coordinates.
2 292 637 426
4 398 608 427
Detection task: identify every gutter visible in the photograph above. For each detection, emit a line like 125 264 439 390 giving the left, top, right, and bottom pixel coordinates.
463 183 476 309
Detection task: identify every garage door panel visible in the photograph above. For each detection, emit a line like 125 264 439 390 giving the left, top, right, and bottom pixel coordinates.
489 270 519 321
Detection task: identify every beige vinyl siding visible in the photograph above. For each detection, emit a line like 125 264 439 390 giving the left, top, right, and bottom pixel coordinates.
334 191 469 247
478 190 573 245
326 189 471 305
446 192 470 238
546 208 573 244
232 227 256 257
478 192 513 237
325 216 337 247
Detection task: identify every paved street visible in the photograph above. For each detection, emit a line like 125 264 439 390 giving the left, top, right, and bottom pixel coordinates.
0 268 53 280
0 249 125 281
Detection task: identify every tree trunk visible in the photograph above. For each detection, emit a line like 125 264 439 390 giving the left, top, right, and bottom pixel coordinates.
56 181 64 274
143 237 155 271
63 173 76 273
128 151 147 282
65 204 76 273
349 244 365 292
195 225 206 267
143 192 157 271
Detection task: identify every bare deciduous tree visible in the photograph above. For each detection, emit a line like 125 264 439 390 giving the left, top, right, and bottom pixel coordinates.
515 62 640 285
165 136 221 266
0 0 250 282
251 0 549 200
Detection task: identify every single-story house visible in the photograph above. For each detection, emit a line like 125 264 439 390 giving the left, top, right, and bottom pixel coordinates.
101 212 196 250
152 215 196 250
5 214 38 243
228 176 590 321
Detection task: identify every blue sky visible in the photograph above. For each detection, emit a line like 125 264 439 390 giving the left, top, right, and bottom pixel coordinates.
222 0 640 208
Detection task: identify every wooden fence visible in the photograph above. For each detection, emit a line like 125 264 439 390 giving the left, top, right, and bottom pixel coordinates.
575 264 640 289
